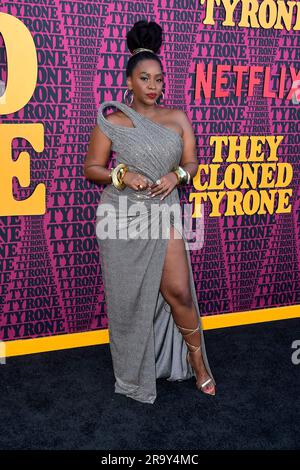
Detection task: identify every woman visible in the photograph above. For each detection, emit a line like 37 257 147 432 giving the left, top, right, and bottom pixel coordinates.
84 20 216 404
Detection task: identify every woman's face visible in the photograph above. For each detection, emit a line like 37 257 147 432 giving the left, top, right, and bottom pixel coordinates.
128 59 164 105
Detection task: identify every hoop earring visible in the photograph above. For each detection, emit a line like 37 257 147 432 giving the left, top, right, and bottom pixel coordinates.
123 88 133 106
155 90 165 104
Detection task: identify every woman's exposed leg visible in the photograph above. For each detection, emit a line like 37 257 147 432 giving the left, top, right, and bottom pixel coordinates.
159 225 215 394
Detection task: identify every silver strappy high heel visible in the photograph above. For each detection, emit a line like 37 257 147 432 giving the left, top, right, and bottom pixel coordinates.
175 320 216 396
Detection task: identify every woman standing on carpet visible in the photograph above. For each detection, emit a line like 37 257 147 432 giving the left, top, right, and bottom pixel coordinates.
84 20 216 404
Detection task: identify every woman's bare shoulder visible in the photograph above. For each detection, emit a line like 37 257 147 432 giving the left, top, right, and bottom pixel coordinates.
159 107 191 130
158 106 187 120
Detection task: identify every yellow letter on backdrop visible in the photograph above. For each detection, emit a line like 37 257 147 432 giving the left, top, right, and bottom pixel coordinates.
0 12 37 112
0 124 45 215
0 12 45 215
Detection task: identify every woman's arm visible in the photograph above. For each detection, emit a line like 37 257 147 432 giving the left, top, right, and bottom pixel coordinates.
83 125 112 184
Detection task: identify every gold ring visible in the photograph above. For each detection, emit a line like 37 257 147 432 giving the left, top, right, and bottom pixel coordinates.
138 184 143 190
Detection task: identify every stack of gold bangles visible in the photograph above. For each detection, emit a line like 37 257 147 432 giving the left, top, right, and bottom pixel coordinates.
109 163 128 190
171 165 191 185
109 163 191 190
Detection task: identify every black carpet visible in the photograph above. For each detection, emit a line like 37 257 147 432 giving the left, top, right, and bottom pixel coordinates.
0 317 299 450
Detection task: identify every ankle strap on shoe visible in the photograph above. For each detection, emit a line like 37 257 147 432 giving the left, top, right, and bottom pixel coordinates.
175 321 201 352
175 321 200 338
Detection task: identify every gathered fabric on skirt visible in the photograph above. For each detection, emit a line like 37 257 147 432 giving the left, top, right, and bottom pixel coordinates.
95 100 216 404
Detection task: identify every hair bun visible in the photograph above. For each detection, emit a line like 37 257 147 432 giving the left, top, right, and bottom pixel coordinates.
126 20 162 55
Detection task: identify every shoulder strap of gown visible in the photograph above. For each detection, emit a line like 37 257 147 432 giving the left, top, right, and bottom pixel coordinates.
97 100 140 139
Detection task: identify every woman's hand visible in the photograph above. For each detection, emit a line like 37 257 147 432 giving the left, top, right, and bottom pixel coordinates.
147 172 178 200
122 171 151 191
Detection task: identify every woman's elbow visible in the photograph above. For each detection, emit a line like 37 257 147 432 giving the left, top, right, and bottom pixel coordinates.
83 164 94 180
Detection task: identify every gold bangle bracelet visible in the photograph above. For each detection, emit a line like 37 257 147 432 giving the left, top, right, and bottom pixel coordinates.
172 166 188 185
186 170 191 185
111 163 128 190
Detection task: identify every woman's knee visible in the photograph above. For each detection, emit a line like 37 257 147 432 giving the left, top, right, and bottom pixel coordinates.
168 288 193 309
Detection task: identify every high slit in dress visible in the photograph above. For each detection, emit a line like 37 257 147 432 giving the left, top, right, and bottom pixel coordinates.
95 100 216 404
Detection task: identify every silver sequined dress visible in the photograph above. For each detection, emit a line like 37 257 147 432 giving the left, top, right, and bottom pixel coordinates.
96 100 216 404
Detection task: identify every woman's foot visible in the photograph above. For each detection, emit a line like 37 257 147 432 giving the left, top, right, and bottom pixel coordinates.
187 348 216 395
175 320 216 396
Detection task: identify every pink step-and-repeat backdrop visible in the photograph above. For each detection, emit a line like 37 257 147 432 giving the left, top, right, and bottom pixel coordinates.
0 0 299 343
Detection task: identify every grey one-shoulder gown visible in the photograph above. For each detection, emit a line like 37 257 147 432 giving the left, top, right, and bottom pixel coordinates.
96 100 216 404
